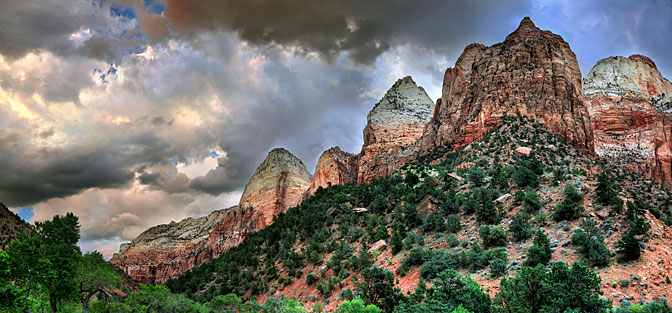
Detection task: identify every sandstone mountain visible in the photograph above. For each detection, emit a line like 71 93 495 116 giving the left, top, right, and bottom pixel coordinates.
357 76 434 183
421 17 594 154
307 147 358 196
0 203 32 249
111 148 311 284
584 55 672 189
239 148 312 225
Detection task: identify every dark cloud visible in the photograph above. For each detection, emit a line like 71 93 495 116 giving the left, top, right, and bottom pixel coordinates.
120 0 530 64
0 0 140 62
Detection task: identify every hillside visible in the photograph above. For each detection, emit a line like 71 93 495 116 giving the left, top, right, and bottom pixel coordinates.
0 203 32 248
165 116 672 311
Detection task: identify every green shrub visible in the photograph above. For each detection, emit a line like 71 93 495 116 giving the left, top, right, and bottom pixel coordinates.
479 226 508 248
306 273 318 285
467 167 486 187
617 231 641 263
553 184 584 221
570 219 610 266
495 262 609 313
423 212 445 233
524 230 552 267
509 212 533 241
445 215 462 233
489 258 507 278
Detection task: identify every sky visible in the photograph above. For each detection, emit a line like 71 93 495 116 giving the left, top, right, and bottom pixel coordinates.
1 0 671 258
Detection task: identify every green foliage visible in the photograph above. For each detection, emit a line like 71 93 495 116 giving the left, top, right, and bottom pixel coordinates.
405 173 420 186
391 230 404 255
423 212 445 233
479 226 508 248
394 270 491 313
467 167 486 187
305 273 318 285
595 170 623 212
513 162 540 188
445 215 462 233
467 188 500 224
489 258 507 278
524 230 551 267
338 297 382 313
553 184 584 221
208 294 242 312
617 232 641 263
125 285 205 313
521 188 542 213
355 266 400 312
570 219 610 267
509 212 533 241
611 299 672 313
495 262 609 313
78 251 122 311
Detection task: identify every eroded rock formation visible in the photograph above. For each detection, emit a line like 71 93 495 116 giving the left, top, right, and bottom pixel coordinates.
357 76 434 183
307 147 358 196
422 17 594 154
239 148 312 225
111 148 312 284
584 55 672 188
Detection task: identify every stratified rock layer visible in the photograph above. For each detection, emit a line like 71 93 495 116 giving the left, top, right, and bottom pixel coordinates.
111 148 312 284
307 147 358 196
239 148 312 225
357 76 434 183
584 55 672 188
422 17 594 154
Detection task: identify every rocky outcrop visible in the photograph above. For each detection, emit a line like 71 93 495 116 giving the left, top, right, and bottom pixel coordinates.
307 147 358 196
422 17 594 154
358 76 434 183
111 148 312 284
0 203 32 249
239 148 312 225
584 55 672 188
109 209 229 284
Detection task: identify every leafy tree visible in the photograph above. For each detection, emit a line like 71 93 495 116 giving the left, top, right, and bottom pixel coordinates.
524 230 551 267
553 184 584 221
36 213 82 312
391 230 404 255
78 251 122 313
356 266 399 312
570 219 610 267
209 294 242 312
445 215 462 234
513 165 539 188
467 167 486 187
405 173 419 186
595 170 623 212
617 232 641 263
495 262 609 313
338 297 382 313
394 270 491 313
479 226 508 248
0 250 23 311
509 212 533 241
125 285 202 313
423 213 445 233
521 188 542 213
262 296 307 313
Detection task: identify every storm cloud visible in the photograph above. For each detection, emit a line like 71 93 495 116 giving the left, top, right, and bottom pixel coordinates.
1 0 671 257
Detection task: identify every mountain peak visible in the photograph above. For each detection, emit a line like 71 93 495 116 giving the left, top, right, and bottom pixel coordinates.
629 54 657 70
506 16 543 42
367 76 434 127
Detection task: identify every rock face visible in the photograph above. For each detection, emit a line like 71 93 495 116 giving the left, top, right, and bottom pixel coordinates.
307 147 358 196
0 203 32 249
422 17 594 154
358 76 434 183
584 55 672 188
109 209 229 284
111 148 312 284
239 148 312 225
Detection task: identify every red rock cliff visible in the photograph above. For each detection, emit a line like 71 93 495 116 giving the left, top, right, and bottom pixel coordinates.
422 17 594 154
111 148 312 284
357 76 434 183
584 55 672 188
307 146 358 196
